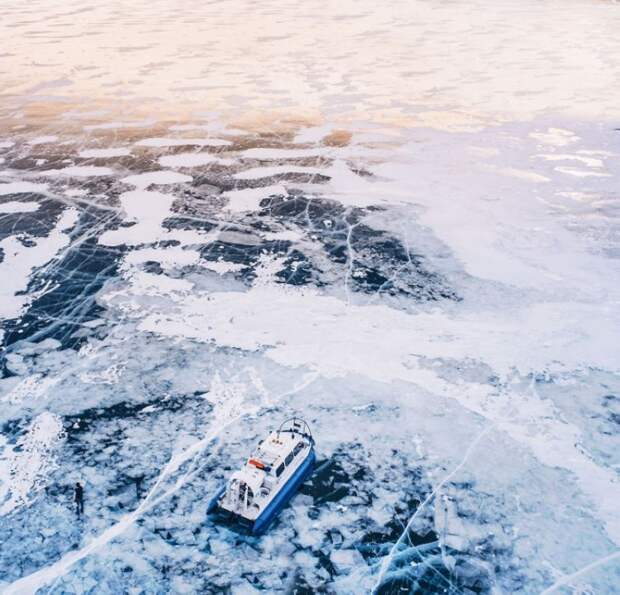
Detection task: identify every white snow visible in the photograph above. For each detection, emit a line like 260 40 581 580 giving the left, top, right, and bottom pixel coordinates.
223 184 286 213
124 246 200 270
41 166 114 177
83 120 155 131
0 208 79 319
135 137 231 148
120 170 192 189
0 412 65 516
0 373 59 407
202 259 246 274
0 181 48 196
0 201 40 213
233 165 326 180
529 128 580 147
99 190 175 247
537 153 605 168
293 124 336 144
78 147 131 158
158 152 234 168
28 136 58 145
240 147 331 160
554 166 611 178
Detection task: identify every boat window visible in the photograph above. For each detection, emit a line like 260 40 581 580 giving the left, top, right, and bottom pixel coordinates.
275 463 285 477
285 452 294 466
293 442 304 456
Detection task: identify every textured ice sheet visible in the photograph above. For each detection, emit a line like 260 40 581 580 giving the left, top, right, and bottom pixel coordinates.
0 116 618 594
1 0 620 592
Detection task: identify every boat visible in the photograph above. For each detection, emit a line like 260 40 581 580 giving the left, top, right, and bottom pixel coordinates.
207 417 315 535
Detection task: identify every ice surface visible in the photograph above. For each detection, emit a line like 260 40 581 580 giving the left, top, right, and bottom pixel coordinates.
1 0 620 593
78 148 131 159
136 138 232 148
159 153 234 168
0 202 40 214
0 182 48 196
0 208 79 319
40 166 114 178
0 411 64 515
120 171 193 189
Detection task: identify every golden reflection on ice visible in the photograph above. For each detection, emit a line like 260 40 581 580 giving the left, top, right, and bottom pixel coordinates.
1 0 620 129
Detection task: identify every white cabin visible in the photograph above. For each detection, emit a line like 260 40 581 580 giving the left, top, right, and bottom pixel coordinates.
216 421 314 522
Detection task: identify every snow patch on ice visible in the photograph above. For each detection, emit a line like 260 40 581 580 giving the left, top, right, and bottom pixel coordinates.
0 373 59 406
99 190 175 247
537 153 605 169
158 152 234 168
0 181 48 196
202 259 246 275
136 137 231 148
233 165 326 180
529 128 580 147
78 147 131 158
41 166 113 178
554 166 611 178
0 412 65 516
240 147 331 160
124 246 200 270
0 201 40 214
83 120 155 131
223 184 286 213
121 170 192 189
293 124 335 144
0 208 79 319
28 136 58 146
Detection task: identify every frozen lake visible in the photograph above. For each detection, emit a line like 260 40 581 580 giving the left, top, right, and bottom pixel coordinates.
1 1 619 593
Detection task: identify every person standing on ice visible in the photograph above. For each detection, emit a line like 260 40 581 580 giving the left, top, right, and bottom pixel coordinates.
74 482 84 517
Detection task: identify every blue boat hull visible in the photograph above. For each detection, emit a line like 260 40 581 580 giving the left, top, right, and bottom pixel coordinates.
208 448 315 535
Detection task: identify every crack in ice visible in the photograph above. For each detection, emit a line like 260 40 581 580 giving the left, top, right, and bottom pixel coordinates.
539 550 620 594
372 423 494 593
2 373 317 595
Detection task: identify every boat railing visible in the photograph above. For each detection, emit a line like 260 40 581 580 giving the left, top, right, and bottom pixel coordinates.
276 417 314 444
